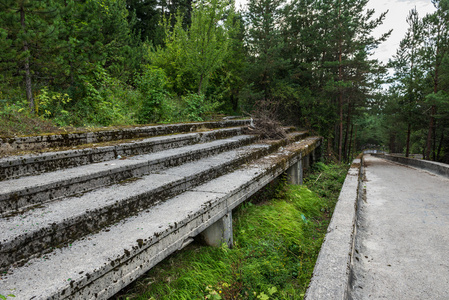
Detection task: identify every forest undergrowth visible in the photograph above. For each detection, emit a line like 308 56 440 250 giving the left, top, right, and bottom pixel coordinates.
113 162 349 300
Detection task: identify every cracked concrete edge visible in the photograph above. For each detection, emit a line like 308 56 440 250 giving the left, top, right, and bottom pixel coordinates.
0 119 250 155
304 156 364 300
373 154 449 179
0 129 239 179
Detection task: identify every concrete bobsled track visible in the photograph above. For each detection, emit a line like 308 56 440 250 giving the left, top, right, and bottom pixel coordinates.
305 153 449 299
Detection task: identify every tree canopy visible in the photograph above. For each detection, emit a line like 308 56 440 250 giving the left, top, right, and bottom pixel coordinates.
1 0 448 163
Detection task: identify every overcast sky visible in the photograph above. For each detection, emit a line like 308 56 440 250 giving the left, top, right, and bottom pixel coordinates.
368 0 435 64
235 0 437 65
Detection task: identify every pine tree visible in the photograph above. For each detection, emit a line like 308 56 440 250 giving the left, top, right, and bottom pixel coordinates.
0 0 59 112
390 8 425 157
421 0 449 159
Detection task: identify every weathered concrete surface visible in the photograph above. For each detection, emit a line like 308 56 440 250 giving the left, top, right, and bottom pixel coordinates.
0 134 258 214
0 132 312 273
200 212 233 248
305 158 363 300
286 156 303 185
0 127 248 181
0 119 251 155
0 137 322 299
0 141 267 270
374 153 449 178
349 155 449 299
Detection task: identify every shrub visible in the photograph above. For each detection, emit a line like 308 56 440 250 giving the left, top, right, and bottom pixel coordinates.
135 67 172 123
36 87 72 126
182 92 220 122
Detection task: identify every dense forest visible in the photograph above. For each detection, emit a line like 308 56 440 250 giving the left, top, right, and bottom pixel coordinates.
1 0 448 163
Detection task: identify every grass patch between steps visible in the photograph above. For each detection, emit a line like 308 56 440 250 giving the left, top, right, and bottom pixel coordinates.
113 163 348 300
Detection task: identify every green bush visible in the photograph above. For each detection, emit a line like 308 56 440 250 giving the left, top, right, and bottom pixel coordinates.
37 64 143 127
182 92 220 122
35 87 72 126
135 67 172 124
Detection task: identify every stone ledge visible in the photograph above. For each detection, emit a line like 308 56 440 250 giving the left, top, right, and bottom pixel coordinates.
0 119 250 155
0 127 247 181
304 156 364 300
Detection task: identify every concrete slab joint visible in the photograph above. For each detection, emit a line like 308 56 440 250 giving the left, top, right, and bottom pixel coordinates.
200 211 233 248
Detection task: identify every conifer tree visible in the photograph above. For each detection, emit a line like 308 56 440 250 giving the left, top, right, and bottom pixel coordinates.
0 0 59 112
390 8 424 157
244 0 289 102
421 0 449 159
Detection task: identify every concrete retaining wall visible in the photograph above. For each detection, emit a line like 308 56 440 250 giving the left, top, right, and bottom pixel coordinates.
373 154 449 178
304 156 364 300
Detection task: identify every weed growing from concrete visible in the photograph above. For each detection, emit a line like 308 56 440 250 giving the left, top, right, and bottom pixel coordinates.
113 163 348 300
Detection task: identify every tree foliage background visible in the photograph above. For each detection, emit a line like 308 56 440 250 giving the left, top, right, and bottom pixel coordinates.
1 0 449 162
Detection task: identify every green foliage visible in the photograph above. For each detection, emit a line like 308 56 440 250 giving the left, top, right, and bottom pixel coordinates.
182 93 220 122
68 64 137 126
304 163 349 214
244 0 289 102
114 163 349 300
148 0 237 96
0 99 64 137
35 87 72 126
135 67 172 123
381 1 449 161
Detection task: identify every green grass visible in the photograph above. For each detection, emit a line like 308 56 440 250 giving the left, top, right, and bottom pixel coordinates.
113 163 349 300
0 105 63 137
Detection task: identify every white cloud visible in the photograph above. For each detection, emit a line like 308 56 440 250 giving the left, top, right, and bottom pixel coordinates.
233 0 436 64
368 0 436 64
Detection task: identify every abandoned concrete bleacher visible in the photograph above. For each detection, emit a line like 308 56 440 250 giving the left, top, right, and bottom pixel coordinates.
0 119 322 299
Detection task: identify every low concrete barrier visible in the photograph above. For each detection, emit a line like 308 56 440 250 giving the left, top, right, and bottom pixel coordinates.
305 156 364 300
374 154 449 178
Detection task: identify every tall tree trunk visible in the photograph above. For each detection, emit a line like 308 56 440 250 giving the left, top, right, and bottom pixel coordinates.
20 6 35 113
327 128 333 161
425 107 435 160
64 0 75 87
437 129 444 161
405 122 411 157
198 73 204 95
338 93 343 163
343 101 351 162
426 24 442 161
432 119 437 161
348 123 354 161
337 0 343 163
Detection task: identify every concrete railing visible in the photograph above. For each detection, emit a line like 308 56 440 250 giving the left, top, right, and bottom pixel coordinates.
305 156 365 300
373 153 449 178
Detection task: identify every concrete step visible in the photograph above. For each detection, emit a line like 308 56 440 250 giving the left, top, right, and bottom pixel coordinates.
0 133 270 215
0 132 308 272
0 127 247 181
0 119 250 155
0 136 322 300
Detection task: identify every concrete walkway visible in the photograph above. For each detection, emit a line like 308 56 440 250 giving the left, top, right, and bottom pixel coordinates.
350 155 449 299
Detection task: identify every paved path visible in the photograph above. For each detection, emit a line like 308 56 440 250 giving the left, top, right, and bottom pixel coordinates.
350 155 449 299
